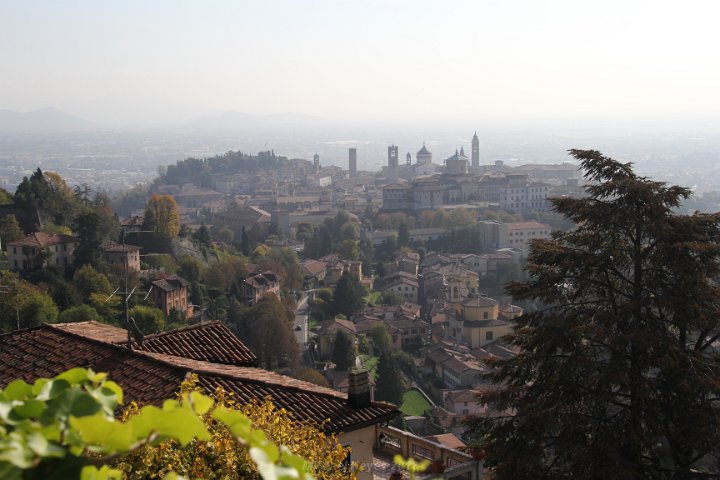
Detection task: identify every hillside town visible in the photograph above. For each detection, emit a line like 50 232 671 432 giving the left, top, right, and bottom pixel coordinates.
0 134 588 478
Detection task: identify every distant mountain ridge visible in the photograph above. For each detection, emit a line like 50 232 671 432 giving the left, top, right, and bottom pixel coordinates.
0 107 94 133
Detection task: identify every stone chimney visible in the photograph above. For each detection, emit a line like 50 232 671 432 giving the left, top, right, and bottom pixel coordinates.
347 368 371 409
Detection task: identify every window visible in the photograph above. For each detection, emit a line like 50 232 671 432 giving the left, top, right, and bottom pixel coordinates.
13 247 16 254
486 331 494 341
483 312 488 319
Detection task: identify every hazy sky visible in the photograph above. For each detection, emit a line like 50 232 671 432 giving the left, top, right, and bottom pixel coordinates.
2 0 720 124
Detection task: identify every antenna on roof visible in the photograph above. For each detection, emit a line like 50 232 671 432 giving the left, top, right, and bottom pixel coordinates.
107 225 154 350
105 287 120 303
128 316 144 346
142 286 153 302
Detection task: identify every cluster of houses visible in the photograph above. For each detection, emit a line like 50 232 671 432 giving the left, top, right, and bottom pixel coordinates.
134 143 581 248
0 144 584 478
3 230 195 321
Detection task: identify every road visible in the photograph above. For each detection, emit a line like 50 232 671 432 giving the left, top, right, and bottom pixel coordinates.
294 292 310 346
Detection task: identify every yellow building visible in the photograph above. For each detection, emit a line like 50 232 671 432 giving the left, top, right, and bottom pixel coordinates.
448 296 514 349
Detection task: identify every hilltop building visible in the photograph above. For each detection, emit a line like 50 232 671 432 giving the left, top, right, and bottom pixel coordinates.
417 143 432 164
445 149 470 175
6 232 77 271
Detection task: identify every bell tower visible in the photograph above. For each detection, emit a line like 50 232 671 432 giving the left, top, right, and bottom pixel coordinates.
471 132 479 168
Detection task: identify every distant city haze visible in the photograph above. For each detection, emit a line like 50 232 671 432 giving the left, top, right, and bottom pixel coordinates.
2 0 720 128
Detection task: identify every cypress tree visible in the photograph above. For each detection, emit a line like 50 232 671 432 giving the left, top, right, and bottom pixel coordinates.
468 150 720 479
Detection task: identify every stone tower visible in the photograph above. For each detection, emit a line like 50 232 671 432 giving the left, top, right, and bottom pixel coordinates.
348 148 358 178
406 152 411 166
387 145 399 182
313 153 320 173
471 132 479 168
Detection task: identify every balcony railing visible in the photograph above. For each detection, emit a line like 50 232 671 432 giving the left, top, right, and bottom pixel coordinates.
374 425 483 480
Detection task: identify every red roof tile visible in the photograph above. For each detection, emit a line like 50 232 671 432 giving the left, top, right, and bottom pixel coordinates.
0 327 184 405
50 321 258 367
7 232 77 248
0 324 397 433
133 322 258 367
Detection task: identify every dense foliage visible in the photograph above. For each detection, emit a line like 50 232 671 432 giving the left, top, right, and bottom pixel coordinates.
116 378 356 480
0 368 352 480
158 151 290 187
144 194 180 239
467 150 720 479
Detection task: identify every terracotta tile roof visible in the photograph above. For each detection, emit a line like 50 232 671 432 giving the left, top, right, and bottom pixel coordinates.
152 275 191 292
461 296 499 308
0 326 185 406
426 433 467 451
0 324 398 433
104 242 142 253
445 389 481 404
243 271 280 290
301 259 327 276
506 221 550 230
320 317 357 335
7 232 77 248
50 321 258 367
471 340 519 361
443 356 485 376
51 321 130 344
464 318 509 328
426 349 453 365
135 321 258 367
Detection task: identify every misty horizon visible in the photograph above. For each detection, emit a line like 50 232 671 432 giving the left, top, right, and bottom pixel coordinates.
3 1 720 130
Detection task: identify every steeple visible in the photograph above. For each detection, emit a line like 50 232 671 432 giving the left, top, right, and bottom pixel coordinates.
460 146 465 156
471 131 480 168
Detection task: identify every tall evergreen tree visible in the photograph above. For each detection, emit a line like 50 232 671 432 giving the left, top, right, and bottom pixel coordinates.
73 212 104 268
241 226 251 256
331 330 355 371
331 272 366 319
375 351 403 405
467 150 720 479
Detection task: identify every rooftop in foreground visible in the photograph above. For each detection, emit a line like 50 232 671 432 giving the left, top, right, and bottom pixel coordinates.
0 322 398 434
